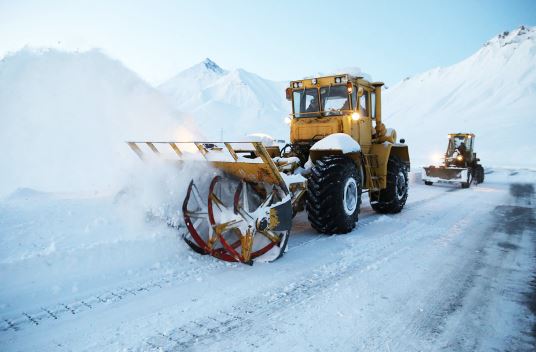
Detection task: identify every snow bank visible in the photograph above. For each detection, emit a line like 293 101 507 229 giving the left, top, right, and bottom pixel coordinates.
0 158 218 315
0 48 202 196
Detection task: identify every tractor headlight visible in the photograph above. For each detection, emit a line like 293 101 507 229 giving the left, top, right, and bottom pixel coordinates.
351 112 360 121
335 77 342 83
456 155 463 161
284 116 292 124
312 78 317 85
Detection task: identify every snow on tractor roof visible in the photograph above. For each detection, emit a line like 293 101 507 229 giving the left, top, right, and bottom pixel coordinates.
310 133 361 153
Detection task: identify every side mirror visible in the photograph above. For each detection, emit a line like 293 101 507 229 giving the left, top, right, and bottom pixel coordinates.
399 138 405 144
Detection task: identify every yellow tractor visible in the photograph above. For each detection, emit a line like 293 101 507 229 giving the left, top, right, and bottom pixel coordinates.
422 133 484 188
128 74 410 264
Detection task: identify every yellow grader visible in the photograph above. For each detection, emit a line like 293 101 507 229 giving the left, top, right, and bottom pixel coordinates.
422 133 484 188
128 74 410 264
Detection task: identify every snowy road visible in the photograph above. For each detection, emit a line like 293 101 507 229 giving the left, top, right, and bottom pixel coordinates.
1 170 535 351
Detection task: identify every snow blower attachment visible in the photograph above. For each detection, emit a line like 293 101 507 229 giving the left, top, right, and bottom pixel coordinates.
127 141 296 264
422 133 484 188
128 73 411 264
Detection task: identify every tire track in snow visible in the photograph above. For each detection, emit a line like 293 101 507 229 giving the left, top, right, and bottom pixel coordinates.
136 191 476 351
135 185 499 351
0 257 229 333
286 184 459 252
0 184 463 340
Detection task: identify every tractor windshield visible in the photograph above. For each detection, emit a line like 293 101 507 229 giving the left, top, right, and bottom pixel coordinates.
447 135 470 158
292 85 350 118
320 85 350 116
293 88 321 118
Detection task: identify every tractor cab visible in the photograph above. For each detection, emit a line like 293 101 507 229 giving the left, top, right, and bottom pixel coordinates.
445 133 475 167
285 74 390 164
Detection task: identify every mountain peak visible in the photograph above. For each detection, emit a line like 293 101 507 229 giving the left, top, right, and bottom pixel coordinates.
483 25 535 48
201 58 224 74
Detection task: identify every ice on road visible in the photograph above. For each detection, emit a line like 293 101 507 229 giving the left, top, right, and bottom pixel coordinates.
0 169 535 351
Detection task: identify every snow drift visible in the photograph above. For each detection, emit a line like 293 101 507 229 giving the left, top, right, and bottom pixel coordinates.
383 25 536 168
0 48 200 196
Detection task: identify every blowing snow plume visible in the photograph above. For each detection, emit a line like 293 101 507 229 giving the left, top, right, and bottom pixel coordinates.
0 48 202 196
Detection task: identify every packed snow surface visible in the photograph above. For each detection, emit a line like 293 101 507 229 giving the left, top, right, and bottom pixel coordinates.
1 169 535 351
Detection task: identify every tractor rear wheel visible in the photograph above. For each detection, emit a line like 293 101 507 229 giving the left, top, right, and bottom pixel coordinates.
306 156 362 234
370 156 408 213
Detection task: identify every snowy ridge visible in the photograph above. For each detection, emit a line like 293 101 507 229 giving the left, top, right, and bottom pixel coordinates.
159 58 228 109
159 59 288 140
383 25 536 167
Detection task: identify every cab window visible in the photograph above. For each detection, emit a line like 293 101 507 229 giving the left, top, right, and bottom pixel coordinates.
320 85 350 116
370 92 376 119
359 90 369 117
293 89 320 118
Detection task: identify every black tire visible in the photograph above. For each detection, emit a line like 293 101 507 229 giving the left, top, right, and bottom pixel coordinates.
474 165 484 184
370 156 409 213
461 169 472 188
424 181 433 186
306 156 362 234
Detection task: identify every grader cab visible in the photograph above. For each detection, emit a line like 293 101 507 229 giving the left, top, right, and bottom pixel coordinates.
128 74 410 264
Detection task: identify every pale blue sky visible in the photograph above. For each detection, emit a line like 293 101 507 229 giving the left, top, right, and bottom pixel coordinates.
1 0 535 85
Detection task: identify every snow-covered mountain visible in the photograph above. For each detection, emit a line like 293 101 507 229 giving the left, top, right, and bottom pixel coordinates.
0 48 197 196
159 59 289 140
161 26 536 169
2 25 534 198
383 25 536 168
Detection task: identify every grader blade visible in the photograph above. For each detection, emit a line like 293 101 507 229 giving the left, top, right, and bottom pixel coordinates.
127 141 292 264
422 166 469 184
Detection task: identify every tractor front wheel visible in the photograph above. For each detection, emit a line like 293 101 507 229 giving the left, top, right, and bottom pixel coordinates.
370 156 409 213
474 165 485 184
306 156 362 234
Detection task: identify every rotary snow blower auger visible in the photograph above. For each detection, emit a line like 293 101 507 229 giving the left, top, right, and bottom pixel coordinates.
126 141 301 264
128 73 411 265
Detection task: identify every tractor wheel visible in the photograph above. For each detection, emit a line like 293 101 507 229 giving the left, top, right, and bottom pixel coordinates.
474 165 485 184
424 181 433 186
370 156 408 214
306 156 362 234
461 169 471 188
